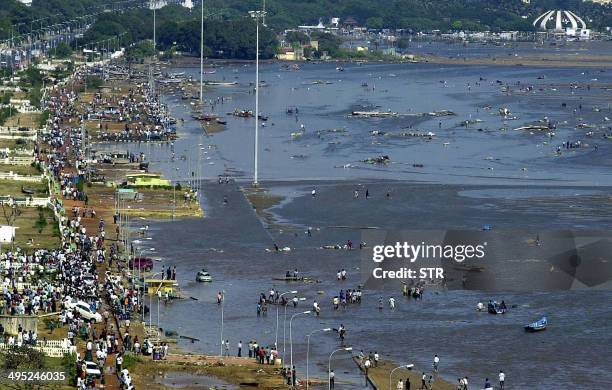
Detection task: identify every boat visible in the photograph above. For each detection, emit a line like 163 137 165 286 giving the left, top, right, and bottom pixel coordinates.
215 119 227 125
232 109 254 118
196 269 212 282
525 317 547 332
257 114 269 121
21 186 36 195
205 81 238 86
487 300 507 314
273 276 305 282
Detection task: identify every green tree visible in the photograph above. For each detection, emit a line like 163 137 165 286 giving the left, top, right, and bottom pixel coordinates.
366 17 384 30
54 42 73 58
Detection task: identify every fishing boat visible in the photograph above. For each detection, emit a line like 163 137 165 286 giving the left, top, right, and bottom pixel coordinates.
525 316 547 332
196 269 212 282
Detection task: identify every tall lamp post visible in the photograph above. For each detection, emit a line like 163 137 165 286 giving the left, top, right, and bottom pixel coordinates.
306 328 332 390
248 10 266 186
219 290 225 356
283 297 306 361
289 310 311 369
329 347 352 390
275 291 297 348
199 0 204 103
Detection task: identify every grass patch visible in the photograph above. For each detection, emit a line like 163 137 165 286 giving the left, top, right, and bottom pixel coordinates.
0 163 40 176
3 112 42 129
5 207 61 252
0 178 47 196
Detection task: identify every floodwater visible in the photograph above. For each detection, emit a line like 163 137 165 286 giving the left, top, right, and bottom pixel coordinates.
110 53 612 389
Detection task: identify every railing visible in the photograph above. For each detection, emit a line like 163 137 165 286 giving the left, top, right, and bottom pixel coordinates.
0 156 35 165
0 341 74 358
0 196 51 207
0 171 44 182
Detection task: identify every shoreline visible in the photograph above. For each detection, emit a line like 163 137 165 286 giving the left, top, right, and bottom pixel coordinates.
169 52 612 69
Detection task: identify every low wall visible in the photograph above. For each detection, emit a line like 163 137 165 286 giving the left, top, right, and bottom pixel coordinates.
0 315 38 335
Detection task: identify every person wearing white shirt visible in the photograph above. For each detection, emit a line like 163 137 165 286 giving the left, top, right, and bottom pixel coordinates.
499 370 505 389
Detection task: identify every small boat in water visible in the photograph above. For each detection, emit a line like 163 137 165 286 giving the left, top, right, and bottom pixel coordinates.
525 316 547 332
196 269 212 282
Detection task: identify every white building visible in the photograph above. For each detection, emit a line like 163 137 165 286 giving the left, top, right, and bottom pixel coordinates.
18 0 32 6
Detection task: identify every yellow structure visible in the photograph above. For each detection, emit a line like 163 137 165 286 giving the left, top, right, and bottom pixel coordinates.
125 173 171 188
145 279 179 295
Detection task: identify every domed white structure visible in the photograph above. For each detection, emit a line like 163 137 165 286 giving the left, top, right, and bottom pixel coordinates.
533 10 587 32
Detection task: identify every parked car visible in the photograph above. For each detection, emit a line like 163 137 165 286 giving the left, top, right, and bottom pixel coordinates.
63 297 102 323
84 361 102 378
128 257 154 271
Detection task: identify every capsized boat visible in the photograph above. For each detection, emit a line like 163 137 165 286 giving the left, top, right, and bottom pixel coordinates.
525 316 547 332
196 269 212 282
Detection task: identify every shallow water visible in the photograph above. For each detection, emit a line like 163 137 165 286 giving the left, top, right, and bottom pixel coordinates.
113 59 612 389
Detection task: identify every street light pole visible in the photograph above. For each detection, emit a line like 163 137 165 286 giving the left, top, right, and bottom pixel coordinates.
275 291 297 348
328 347 352 390
219 290 225 356
289 311 311 370
199 0 204 103
248 10 266 186
306 328 332 390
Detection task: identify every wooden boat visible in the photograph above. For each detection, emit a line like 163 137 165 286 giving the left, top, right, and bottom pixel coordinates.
21 186 36 195
205 81 237 86
525 317 547 332
272 276 312 282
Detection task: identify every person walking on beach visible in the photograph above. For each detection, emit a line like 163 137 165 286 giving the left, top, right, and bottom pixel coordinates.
329 369 335 388
420 373 427 389
433 354 439 373
405 377 410 390
498 370 505 389
397 379 404 390
237 340 242 357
